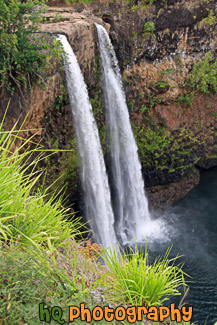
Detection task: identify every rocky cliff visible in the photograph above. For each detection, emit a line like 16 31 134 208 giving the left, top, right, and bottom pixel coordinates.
1 0 217 209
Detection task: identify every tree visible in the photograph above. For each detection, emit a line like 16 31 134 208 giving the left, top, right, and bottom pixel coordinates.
0 0 60 92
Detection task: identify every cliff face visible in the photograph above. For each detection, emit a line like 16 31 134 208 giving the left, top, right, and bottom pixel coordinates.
1 0 217 209
90 0 217 207
91 0 217 206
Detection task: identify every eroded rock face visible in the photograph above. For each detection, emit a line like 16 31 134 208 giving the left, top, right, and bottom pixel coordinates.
40 8 109 85
0 73 63 136
147 168 200 210
95 0 217 202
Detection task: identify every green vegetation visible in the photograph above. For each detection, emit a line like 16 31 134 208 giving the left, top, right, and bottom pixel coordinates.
177 92 194 108
133 122 201 175
0 124 81 245
140 0 167 5
0 0 62 92
0 247 75 324
0 239 107 324
0 0 196 320
212 110 217 117
199 9 216 26
39 82 81 196
142 0 156 5
188 52 217 94
67 0 96 3
0 122 105 324
155 80 168 89
173 52 217 107
159 68 176 75
0 118 191 323
100 244 187 307
143 21 156 38
57 137 81 189
139 104 150 114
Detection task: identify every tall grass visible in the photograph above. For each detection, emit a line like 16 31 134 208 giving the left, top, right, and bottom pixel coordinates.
0 116 107 323
0 112 192 324
0 119 81 246
99 244 188 307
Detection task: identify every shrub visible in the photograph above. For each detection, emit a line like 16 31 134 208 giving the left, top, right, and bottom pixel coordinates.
99 244 188 307
0 0 62 92
188 52 217 94
199 9 216 27
177 92 194 107
143 21 155 38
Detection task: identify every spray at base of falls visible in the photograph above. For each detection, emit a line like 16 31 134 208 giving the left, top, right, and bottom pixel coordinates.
57 34 118 252
95 24 167 245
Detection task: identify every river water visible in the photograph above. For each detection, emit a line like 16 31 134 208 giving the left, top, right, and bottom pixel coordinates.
146 168 217 324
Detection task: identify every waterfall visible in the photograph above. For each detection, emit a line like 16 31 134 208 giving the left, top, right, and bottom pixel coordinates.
57 34 117 251
96 24 154 244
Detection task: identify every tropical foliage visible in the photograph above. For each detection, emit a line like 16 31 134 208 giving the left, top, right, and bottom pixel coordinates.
99 244 188 307
0 0 62 92
0 118 81 245
0 120 190 323
188 52 217 94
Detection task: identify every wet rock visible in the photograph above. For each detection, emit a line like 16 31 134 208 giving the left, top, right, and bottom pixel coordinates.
147 168 200 209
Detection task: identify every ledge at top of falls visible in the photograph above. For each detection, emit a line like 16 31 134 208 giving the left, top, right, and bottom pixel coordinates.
40 8 110 75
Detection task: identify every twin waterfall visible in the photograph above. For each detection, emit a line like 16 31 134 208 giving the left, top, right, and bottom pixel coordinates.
58 25 153 249
57 35 117 250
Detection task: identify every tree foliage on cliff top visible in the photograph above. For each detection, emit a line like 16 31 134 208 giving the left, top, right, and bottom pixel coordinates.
0 0 61 92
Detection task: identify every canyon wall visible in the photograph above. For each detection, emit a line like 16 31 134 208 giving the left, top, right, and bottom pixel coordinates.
1 0 216 209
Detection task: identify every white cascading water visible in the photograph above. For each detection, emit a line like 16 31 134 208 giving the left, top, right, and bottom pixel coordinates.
96 24 165 244
57 34 117 251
